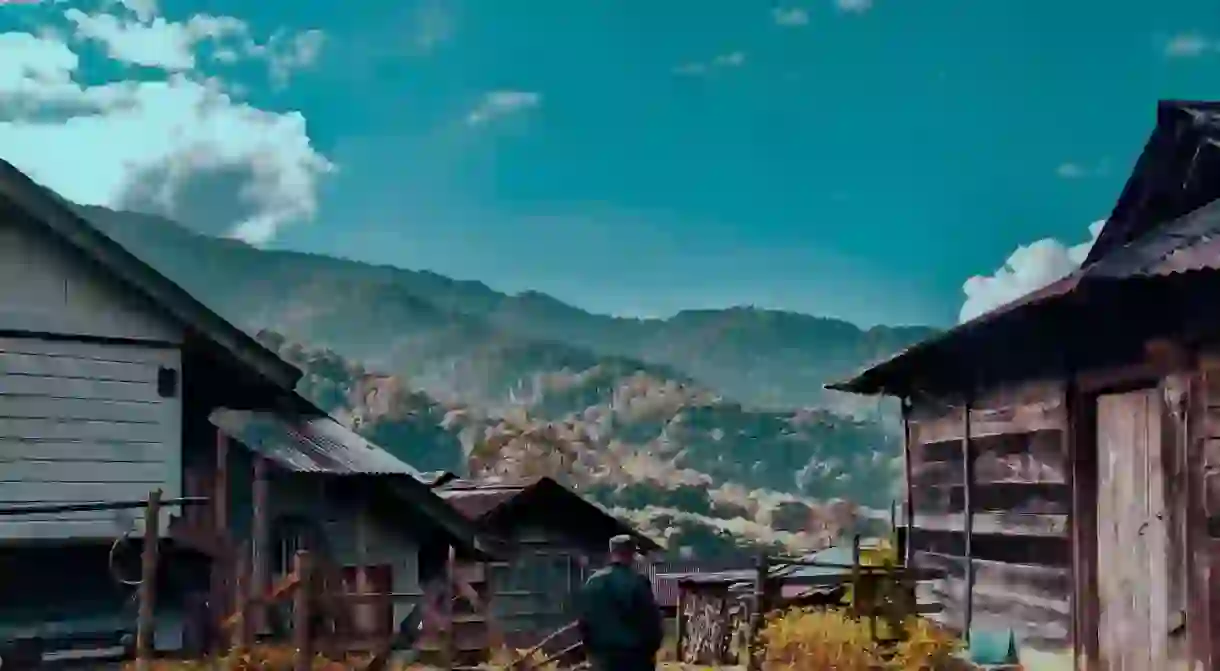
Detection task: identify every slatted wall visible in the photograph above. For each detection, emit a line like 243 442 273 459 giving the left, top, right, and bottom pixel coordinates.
907 383 1072 657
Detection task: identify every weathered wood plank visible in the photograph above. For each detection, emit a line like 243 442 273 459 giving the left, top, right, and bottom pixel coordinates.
0 338 178 366
915 581 1069 645
0 396 165 424
910 483 1070 514
0 439 165 462
0 480 167 503
913 399 1064 444
911 551 1071 597
0 352 160 383
915 512 1068 537
0 375 163 402
907 528 1070 566
0 417 165 443
912 433 1065 485
0 459 164 482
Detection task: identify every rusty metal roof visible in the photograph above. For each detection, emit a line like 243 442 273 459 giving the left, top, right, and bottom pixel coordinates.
435 479 532 519
209 407 426 478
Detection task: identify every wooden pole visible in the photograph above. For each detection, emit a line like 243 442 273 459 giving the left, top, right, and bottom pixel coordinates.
234 541 252 649
135 488 162 671
850 534 861 618
962 401 975 646
251 456 270 638
746 551 768 671
293 550 314 671
212 428 232 643
675 584 687 662
900 397 915 568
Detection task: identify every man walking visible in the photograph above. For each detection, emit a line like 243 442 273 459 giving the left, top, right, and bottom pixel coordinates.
576 535 664 671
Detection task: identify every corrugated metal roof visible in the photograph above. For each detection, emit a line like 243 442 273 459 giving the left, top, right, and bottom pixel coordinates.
1089 195 1220 279
209 408 426 478
434 478 538 520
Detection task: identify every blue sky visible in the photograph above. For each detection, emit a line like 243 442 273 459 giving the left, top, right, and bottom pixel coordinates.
3 0 1220 327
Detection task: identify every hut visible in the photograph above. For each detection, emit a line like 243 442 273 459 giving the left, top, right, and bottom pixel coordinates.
432 476 661 651
827 100 1220 671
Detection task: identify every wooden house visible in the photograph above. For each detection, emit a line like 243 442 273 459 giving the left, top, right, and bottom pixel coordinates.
432 476 661 648
826 100 1220 671
0 159 487 662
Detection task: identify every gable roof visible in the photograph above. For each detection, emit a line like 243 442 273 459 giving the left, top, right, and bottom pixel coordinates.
828 100 1220 397
1086 101 1220 265
210 404 493 558
0 159 300 390
435 476 662 552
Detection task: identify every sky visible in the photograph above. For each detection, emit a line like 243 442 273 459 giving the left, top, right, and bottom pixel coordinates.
2 0 1219 328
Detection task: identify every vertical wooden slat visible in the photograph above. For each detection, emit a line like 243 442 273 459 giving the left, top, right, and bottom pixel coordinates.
962 402 975 644
293 550 314 671
1148 388 1169 669
234 541 252 649
251 456 269 637
1074 385 1100 671
1185 373 1213 670
746 552 768 671
902 398 915 568
136 488 162 671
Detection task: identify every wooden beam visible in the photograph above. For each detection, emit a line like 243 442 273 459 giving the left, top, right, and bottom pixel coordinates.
902 398 914 568
251 456 269 637
962 401 974 644
135 489 162 671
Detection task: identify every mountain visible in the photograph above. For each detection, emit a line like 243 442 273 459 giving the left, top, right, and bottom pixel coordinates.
78 206 936 555
82 206 936 413
259 332 897 556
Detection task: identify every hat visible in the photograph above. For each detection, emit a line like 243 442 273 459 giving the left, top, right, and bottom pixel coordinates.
608 534 637 555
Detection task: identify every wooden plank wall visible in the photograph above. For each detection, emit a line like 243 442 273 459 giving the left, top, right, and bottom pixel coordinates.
907 383 1072 658
1195 370 1220 669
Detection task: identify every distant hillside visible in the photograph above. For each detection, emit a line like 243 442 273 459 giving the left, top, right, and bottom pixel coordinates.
82 206 935 412
260 333 896 556
77 205 932 554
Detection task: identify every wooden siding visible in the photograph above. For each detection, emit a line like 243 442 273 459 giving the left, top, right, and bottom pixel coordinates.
0 214 181 342
908 383 1072 659
267 475 422 627
0 338 182 541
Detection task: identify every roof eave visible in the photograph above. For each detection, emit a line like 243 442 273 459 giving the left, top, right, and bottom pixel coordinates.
0 161 301 390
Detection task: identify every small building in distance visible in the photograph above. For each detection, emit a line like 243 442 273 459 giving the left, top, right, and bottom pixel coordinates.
432 475 661 648
828 100 1220 671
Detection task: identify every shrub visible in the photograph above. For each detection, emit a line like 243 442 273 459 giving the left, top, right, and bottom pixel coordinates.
759 607 961 671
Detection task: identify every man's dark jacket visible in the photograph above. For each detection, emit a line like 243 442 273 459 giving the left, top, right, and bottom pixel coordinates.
576 563 664 668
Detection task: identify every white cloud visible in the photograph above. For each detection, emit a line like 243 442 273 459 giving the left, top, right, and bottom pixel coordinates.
772 8 810 27
674 51 746 76
465 90 541 126
116 0 159 23
64 9 247 71
1164 32 1218 58
1055 159 1108 180
263 29 326 88
0 14 334 244
836 0 874 14
958 221 1104 323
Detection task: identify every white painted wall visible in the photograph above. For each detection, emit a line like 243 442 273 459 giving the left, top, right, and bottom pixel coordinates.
0 215 183 342
0 338 183 540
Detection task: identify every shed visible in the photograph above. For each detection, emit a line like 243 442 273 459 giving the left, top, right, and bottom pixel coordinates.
827 100 1220 671
0 158 487 660
434 476 660 648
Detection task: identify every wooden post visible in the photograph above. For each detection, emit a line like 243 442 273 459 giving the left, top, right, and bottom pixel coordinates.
850 534 861 618
293 550 314 671
675 583 687 662
135 489 162 671
438 546 456 670
251 456 269 638
745 551 768 671
355 507 373 638
962 401 975 646
234 541 252 649
212 429 231 642
900 398 915 568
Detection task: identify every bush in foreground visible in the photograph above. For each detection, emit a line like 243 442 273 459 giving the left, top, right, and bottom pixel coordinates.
760 607 960 671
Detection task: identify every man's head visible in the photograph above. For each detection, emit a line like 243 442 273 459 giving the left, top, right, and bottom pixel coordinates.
608 534 638 565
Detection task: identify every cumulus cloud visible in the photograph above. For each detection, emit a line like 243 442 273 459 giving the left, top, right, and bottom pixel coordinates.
1056 159 1109 180
958 221 1105 323
1163 32 1219 58
673 51 746 76
0 9 333 244
836 0 874 14
64 10 247 71
772 8 810 27
465 90 541 126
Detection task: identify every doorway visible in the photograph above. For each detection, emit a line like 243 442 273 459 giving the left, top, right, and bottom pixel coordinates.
1094 387 1178 670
